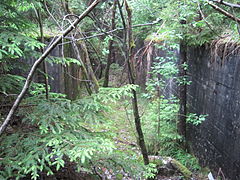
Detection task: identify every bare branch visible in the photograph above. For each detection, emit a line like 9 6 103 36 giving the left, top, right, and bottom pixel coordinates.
43 0 62 30
60 20 162 45
198 2 222 38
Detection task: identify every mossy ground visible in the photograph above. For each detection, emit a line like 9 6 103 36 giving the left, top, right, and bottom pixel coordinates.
105 98 209 179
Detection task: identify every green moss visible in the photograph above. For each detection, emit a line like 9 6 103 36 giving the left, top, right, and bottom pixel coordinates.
148 156 163 166
116 173 124 180
130 40 136 48
171 159 192 179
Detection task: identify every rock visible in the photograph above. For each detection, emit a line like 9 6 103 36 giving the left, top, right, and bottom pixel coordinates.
149 155 164 166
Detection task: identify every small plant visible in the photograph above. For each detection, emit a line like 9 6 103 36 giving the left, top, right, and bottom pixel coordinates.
187 113 208 126
143 163 158 179
174 149 201 172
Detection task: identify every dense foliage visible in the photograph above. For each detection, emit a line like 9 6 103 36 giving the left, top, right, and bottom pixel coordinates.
0 0 238 179
0 85 152 179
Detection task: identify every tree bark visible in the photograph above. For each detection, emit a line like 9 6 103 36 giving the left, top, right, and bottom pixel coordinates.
178 41 187 138
125 0 149 165
71 40 93 95
103 1 117 87
80 36 100 92
0 0 101 136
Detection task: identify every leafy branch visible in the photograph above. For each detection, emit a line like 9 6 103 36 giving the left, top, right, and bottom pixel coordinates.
0 0 102 136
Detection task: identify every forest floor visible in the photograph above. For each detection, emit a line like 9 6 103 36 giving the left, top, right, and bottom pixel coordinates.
107 100 209 180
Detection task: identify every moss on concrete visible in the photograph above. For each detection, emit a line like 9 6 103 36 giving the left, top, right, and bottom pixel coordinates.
171 159 192 179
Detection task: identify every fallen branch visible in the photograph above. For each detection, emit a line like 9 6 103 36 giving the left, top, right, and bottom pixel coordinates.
208 1 240 23
209 0 240 8
0 0 101 136
171 159 192 179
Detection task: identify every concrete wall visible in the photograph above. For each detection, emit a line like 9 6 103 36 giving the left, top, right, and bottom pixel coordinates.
187 45 240 179
136 43 178 98
21 40 83 100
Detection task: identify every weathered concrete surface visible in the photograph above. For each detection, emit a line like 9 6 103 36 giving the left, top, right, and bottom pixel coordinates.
187 45 240 179
136 43 178 98
21 40 83 99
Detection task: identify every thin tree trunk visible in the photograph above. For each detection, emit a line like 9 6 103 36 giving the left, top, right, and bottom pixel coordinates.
0 0 101 136
178 41 187 138
37 8 49 100
103 1 117 87
63 0 99 93
71 40 93 95
80 37 100 92
124 0 149 165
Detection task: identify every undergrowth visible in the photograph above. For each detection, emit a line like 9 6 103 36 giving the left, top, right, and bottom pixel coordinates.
0 84 151 179
141 97 201 172
139 45 203 173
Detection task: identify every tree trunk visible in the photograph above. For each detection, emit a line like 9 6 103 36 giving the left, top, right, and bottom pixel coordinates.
71 40 93 95
80 37 100 92
125 0 149 165
63 0 99 93
103 1 117 87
